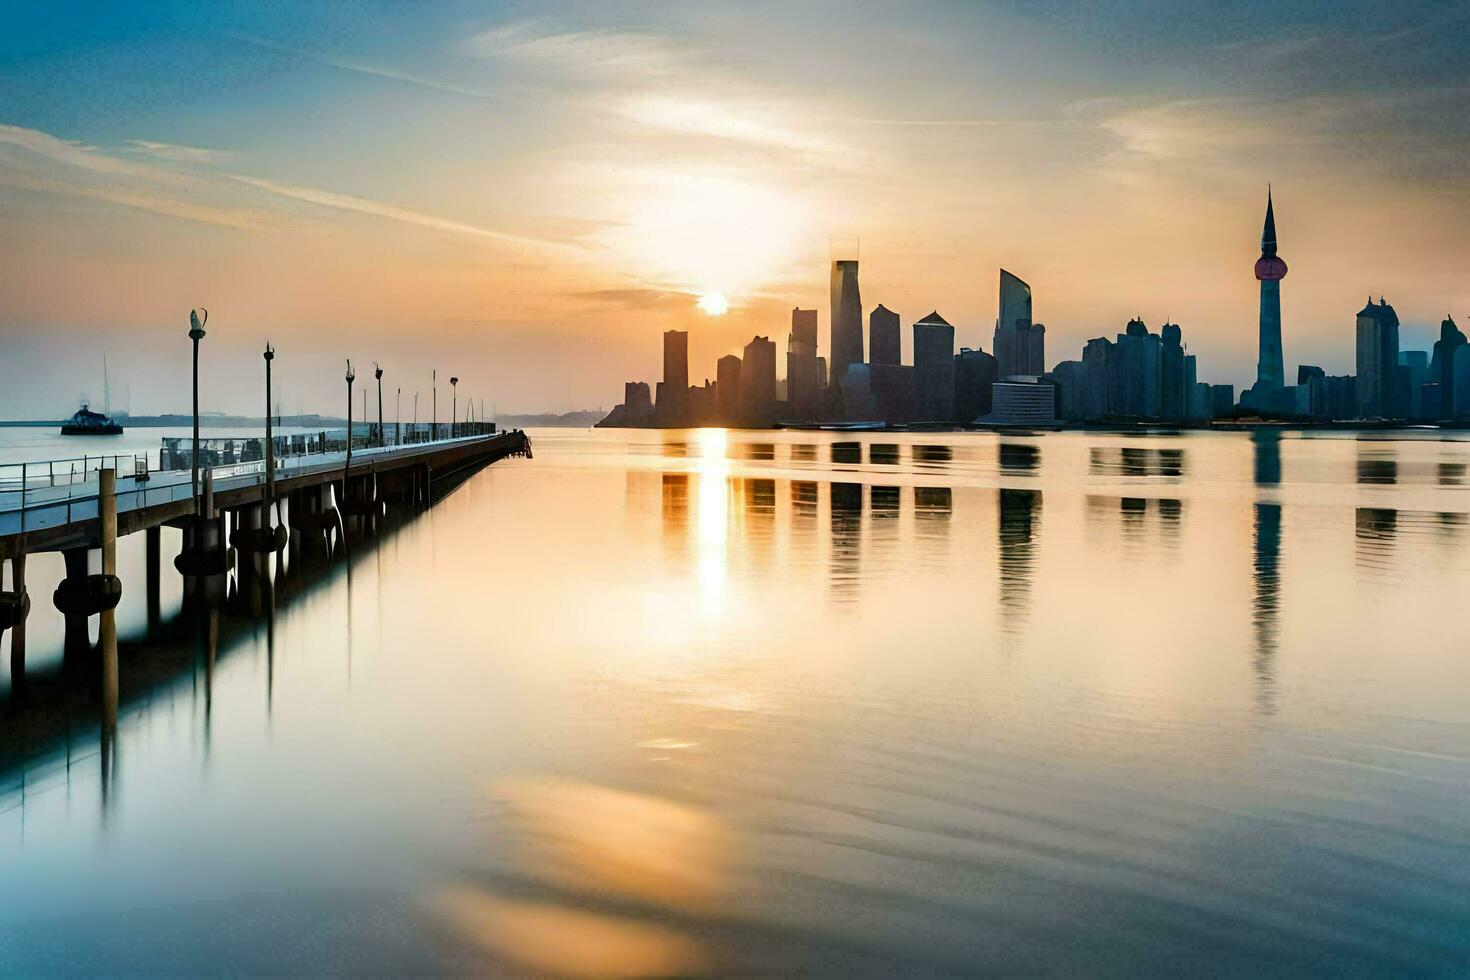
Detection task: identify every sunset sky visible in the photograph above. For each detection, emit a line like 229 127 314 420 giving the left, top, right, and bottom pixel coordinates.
3 1 1469 417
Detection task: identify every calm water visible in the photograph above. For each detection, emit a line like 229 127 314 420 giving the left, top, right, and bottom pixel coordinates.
2 426 1469 975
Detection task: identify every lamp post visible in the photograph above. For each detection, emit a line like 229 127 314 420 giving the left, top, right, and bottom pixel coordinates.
374 363 384 448
345 360 356 482
395 386 401 447
188 308 208 514
450 377 459 438
432 370 438 441
263 343 275 513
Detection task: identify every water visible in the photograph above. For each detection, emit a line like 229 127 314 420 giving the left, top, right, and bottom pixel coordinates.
2 426 1469 975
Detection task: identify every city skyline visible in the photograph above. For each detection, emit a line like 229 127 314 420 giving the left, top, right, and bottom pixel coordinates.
4 2 1470 417
601 186 1466 427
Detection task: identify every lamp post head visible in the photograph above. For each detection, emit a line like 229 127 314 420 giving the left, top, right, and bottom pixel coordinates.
346 359 356 384
374 362 383 381
450 376 459 387
189 308 208 341
263 342 274 362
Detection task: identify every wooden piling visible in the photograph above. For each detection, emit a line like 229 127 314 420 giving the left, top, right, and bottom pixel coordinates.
99 468 118 733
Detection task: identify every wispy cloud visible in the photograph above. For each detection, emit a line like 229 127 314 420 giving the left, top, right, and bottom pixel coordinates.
568 287 694 312
0 123 174 180
0 123 274 230
126 140 235 164
225 173 572 250
618 95 842 160
465 23 686 78
230 32 511 103
0 169 271 231
0 121 575 245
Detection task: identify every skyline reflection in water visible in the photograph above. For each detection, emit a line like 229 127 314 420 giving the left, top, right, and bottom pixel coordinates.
3 427 1470 974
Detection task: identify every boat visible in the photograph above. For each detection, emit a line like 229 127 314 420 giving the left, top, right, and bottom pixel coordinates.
61 355 125 435
60 403 124 436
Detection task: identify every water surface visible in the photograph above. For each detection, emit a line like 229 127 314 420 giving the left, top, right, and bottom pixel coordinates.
2 427 1468 975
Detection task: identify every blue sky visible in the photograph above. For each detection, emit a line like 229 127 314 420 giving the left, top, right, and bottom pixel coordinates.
2 1 1469 415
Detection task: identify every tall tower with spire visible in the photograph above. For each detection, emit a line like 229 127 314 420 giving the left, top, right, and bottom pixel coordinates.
1253 188 1288 389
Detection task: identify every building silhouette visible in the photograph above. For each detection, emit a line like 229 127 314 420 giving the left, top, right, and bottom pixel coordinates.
716 354 741 422
913 311 956 422
839 364 878 421
1399 350 1429 420
1355 297 1400 418
869 304 900 367
1430 316 1466 419
660 329 689 425
1160 322 1186 419
1298 365 1355 419
993 270 1045 377
1254 190 1287 390
830 259 863 394
955 347 999 420
786 308 820 421
870 362 915 424
740 335 777 425
623 381 652 423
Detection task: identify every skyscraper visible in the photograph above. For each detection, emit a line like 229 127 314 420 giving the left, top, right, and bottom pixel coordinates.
955 347 998 420
786 308 819 421
1431 316 1466 419
1160 322 1185 420
1254 189 1287 390
716 354 742 423
1356 297 1400 418
913 311 956 422
660 329 689 425
741 335 778 425
830 259 863 390
869 304 900 366
993 269 1045 377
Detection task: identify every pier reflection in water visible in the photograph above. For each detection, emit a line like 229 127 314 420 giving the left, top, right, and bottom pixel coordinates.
4 427 1470 974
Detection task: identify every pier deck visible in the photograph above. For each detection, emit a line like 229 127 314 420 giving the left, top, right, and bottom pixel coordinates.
0 429 531 556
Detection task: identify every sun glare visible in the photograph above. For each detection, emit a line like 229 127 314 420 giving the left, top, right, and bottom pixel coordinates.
697 292 729 316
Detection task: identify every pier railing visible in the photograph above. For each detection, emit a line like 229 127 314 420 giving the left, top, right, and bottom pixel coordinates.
0 454 151 492
0 424 503 536
158 422 496 472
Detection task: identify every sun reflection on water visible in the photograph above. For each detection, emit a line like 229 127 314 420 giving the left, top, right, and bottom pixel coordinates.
695 429 730 615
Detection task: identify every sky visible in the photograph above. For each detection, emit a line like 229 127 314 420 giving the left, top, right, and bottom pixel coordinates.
2 0 1470 418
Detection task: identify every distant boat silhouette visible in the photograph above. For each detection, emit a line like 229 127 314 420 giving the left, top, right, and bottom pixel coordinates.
60 403 124 436
62 355 125 435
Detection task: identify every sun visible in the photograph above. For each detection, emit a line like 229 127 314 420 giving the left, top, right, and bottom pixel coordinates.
697 292 729 316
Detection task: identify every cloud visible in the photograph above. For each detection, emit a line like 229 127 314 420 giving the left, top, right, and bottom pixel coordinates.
1083 88 1470 189
0 122 275 230
618 95 841 160
126 140 235 164
569 287 695 311
225 173 572 250
0 170 271 230
465 23 686 78
0 123 173 180
229 32 511 103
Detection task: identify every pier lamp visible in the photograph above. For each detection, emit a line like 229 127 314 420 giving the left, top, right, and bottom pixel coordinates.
345 359 356 476
374 363 384 447
263 343 275 511
450 377 459 438
188 308 208 514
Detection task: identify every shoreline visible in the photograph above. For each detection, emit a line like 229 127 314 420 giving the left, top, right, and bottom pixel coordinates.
595 418 1470 436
